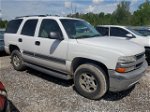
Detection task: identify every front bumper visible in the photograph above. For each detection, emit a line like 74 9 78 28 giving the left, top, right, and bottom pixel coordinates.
108 60 148 92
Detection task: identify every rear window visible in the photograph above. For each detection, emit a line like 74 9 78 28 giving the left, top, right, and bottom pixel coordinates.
21 19 38 36
6 19 23 33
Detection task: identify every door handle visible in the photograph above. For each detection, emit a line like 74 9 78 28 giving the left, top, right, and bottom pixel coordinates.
18 38 22 42
35 41 40 46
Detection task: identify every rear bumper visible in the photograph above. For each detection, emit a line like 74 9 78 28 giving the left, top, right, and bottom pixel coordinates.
108 60 148 92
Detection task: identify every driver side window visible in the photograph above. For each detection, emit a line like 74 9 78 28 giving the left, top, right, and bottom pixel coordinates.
39 19 63 38
110 27 132 38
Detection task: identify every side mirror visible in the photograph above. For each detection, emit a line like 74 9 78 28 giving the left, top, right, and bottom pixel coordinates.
49 32 63 40
126 33 133 38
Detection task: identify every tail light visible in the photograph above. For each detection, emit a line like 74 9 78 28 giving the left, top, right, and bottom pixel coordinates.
0 82 7 111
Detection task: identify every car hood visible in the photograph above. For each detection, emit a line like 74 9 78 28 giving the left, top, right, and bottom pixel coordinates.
76 37 145 56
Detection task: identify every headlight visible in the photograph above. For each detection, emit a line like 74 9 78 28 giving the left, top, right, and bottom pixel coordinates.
118 56 136 64
115 56 136 73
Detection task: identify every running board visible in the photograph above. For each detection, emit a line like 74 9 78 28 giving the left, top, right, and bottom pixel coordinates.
24 62 72 80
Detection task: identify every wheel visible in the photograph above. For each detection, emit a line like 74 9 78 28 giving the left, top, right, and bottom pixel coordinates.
74 63 108 100
11 50 25 71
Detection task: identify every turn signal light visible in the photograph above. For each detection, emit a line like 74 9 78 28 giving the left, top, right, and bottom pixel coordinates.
115 68 126 73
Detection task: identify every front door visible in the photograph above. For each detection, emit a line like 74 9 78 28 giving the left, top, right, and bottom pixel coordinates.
34 19 68 73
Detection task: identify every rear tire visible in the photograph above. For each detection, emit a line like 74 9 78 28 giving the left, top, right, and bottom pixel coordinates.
11 50 25 71
74 63 108 100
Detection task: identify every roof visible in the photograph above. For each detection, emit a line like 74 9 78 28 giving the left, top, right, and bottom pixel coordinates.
15 15 82 21
96 25 126 28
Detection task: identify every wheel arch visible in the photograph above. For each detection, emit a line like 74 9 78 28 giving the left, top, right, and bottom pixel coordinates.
9 45 20 53
71 57 109 79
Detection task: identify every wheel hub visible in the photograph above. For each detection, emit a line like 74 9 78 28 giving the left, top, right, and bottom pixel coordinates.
13 55 20 67
79 73 97 92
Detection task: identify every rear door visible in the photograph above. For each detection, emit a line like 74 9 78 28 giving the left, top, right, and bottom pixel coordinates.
19 19 38 63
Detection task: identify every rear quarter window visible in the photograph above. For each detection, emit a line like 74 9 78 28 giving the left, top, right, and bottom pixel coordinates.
6 19 23 33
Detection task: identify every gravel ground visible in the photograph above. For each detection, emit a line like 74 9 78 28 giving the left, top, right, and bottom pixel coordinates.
0 54 150 112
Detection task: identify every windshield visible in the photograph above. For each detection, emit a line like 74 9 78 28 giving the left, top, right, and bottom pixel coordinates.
135 29 150 36
127 27 145 36
60 19 101 39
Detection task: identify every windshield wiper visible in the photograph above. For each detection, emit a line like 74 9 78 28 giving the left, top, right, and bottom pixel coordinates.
91 34 101 37
76 34 101 39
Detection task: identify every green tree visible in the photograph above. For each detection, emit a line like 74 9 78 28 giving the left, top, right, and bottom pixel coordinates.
0 20 8 28
112 1 131 25
132 0 150 26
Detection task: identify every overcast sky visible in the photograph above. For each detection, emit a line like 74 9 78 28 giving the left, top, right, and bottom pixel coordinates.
0 0 144 20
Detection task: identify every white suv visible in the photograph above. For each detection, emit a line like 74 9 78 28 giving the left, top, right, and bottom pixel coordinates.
96 25 150 64
4 16 147 100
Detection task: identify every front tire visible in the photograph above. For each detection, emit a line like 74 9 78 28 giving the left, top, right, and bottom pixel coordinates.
74 63 108 100
11 50 25 71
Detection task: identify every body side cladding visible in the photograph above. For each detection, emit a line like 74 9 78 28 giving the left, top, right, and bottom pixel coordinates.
23 51 66 64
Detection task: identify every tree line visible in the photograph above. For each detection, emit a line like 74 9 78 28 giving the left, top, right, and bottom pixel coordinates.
69 0 150 26
0 0 150 28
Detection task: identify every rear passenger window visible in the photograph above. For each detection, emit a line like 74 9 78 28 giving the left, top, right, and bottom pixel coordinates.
6 19 23 33
110 27 129 37
96 27 109 36
21 19 38 36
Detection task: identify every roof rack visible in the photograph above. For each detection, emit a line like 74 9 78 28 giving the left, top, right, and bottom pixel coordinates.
15 15 47 18
15 14 60 19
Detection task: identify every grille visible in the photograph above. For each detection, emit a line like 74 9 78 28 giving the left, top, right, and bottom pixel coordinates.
135 52 145 69
136 62 143 69
136 52 145 60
